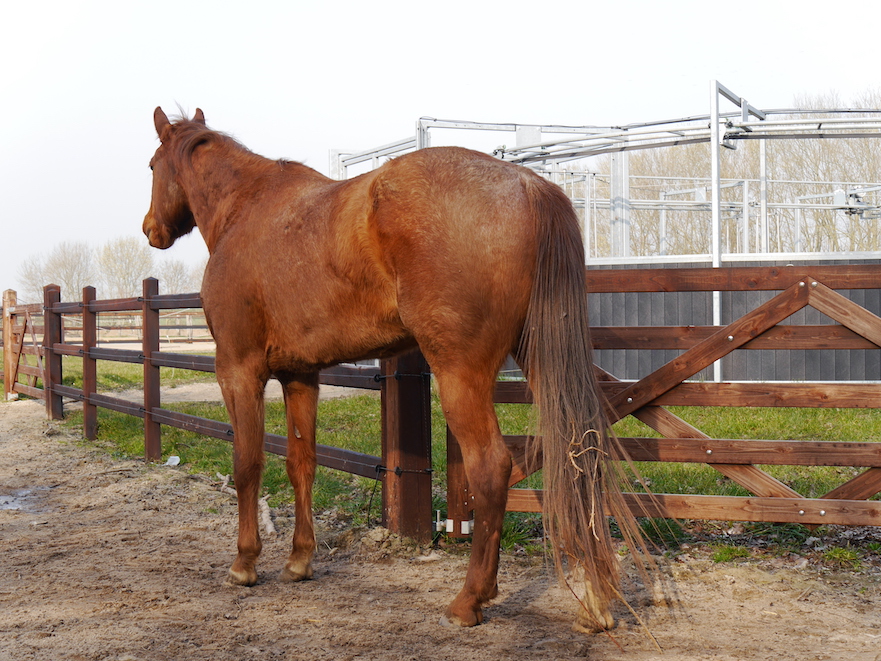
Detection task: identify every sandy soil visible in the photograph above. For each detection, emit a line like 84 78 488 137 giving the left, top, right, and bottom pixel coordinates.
1 396 880 661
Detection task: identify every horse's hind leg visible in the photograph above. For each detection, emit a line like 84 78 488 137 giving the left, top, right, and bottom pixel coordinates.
434 366 512 627
218 363 269 587
277 373 318 582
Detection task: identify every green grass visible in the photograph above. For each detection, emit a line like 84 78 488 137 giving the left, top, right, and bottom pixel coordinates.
46 357 881 537
711 544 751 563
61 355 216 391
823 545 862 570
612 406 881 500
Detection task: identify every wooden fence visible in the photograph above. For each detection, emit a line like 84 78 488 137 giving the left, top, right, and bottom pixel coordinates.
2 280 433 542
446 264 881 535
4 265 881 542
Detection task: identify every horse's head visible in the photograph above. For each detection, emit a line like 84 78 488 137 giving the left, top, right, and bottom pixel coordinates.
142 107 204 249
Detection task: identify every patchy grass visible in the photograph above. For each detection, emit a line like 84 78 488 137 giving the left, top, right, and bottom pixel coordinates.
823 546 862 570
711 544 751 563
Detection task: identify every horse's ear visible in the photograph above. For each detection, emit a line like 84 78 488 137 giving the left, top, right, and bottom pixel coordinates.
154 107 171 138
193 108 206 125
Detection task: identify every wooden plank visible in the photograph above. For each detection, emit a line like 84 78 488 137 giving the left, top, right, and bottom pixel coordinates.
504 435 532 486
505 489 881 526
89 297 142 312
591 325 878 351
608 281 811 420
646 381 881 409
822 468 881 501
88 347 143 364
320 364 382 390
88 392 145 418
15 364 41 378
148 293 202 309
808 282 881 347
624 398 802 499
150 352 216 372
148 408 384 480
52 301 83 314
52 384 86 401
11 383 44 399
585 264 881 293
621 437 881 467
494 380 532 403
53 343 87 357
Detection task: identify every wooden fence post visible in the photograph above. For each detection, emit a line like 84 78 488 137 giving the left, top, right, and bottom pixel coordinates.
445 428 473 537
2 289 15 401
43 284 63 420
380 350 433 542
82 286 98 439
142 278 162 461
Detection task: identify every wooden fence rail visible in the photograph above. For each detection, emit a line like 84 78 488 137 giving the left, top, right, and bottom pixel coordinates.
5 263 881 541
446 264 881 535
2 280 432 541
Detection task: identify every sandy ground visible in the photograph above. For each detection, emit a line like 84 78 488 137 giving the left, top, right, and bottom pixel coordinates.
1 395 880 661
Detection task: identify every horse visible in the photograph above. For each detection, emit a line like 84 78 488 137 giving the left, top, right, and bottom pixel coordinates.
142 107 642 632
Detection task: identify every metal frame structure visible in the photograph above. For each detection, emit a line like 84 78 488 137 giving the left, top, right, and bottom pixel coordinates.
330 81 881 268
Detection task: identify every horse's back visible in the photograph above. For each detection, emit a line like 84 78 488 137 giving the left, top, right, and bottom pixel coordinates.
365 147 542 368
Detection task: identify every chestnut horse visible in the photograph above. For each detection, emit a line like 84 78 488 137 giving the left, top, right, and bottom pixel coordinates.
143 108 640 631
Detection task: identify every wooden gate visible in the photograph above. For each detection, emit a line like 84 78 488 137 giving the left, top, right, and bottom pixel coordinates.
2 290 45 401
447 265 881 534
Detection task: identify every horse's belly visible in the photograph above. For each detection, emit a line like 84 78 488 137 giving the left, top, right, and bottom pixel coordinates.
265 314 415 372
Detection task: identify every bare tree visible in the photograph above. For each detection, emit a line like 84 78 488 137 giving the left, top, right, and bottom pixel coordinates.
16 254 47 304
28 241 95 301
97 237 154 299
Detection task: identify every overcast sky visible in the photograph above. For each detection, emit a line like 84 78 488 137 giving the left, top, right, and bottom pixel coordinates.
2 0 880 296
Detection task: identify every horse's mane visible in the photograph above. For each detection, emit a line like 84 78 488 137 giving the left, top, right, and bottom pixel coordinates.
168 113 252 166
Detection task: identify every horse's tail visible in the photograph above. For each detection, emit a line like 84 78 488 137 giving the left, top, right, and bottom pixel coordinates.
517 175 643 613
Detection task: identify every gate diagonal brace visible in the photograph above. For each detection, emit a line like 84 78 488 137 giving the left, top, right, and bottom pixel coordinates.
608 280 811 421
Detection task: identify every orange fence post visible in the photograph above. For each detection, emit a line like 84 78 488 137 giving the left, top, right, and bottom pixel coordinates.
43 284 63 419
380 349 433 542
142 278 162 460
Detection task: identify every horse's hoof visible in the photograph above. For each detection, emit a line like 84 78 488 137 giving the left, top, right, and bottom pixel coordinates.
225 567 258 587
280 561 314 582
441 606 484 627
572 612 615 634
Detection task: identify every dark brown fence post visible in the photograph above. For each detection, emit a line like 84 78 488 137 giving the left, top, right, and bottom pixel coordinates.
2 289 15 400
445 428 473 537
43 284 63 420
380 349 433 542
142 278 162 460
82 286 98 439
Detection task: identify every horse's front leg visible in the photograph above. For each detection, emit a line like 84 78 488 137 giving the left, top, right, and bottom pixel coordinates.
277 372 319 582
217 364 268 587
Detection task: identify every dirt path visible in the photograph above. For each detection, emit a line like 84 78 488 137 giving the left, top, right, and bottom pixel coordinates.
1 398 879 660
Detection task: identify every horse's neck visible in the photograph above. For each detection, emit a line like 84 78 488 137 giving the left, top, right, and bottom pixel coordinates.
183 149 313 253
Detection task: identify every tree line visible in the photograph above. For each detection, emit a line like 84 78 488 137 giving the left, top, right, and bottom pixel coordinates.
15 236 206 305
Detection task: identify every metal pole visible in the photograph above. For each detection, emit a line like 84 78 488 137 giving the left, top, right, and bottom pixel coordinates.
710 81 722 269
742 180 750 253
760 139 769 252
